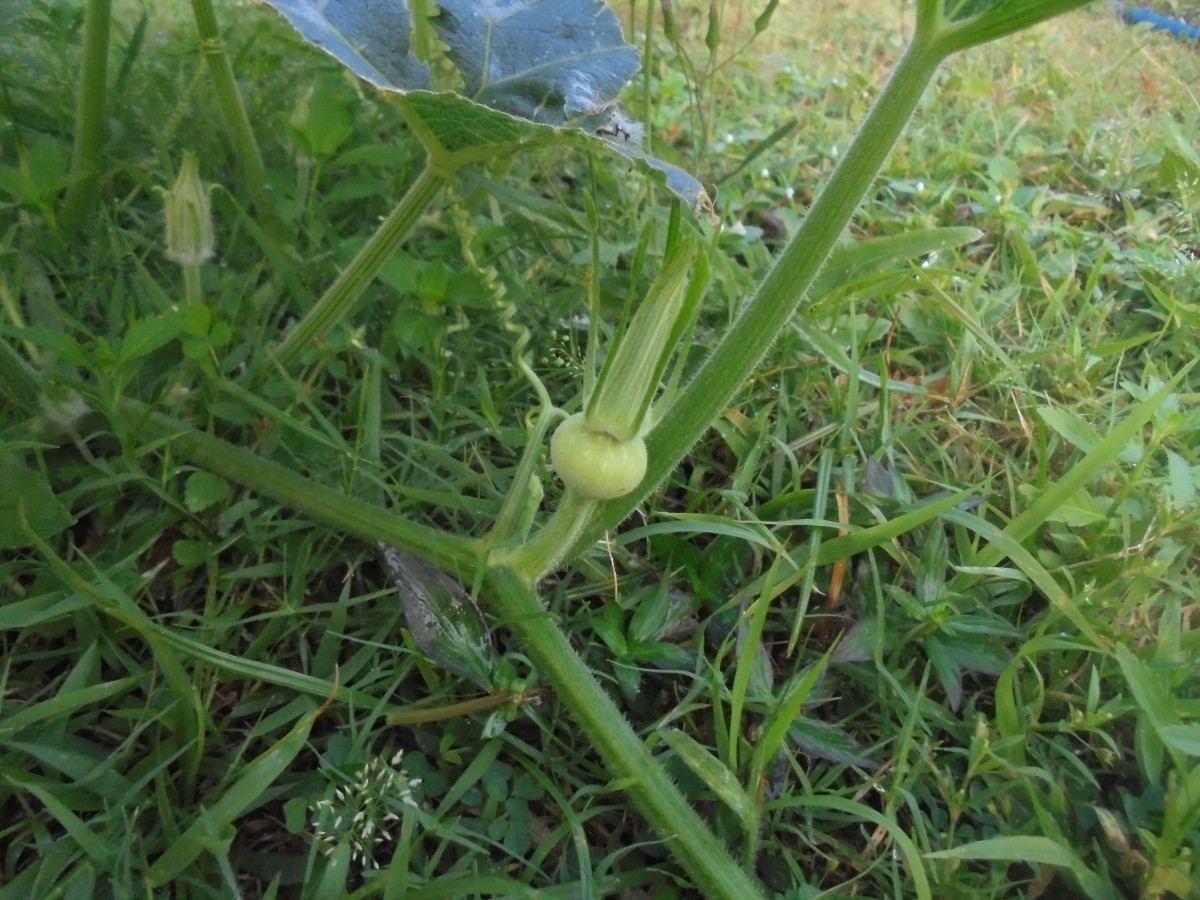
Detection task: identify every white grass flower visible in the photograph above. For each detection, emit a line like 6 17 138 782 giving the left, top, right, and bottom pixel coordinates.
306 750 423 867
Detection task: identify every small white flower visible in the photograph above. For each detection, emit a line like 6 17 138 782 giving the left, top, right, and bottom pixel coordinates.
760 167 770 179
306 752 423 867
785 186 795 200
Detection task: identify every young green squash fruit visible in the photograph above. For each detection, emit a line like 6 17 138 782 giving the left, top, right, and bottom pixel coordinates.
550 413 647 500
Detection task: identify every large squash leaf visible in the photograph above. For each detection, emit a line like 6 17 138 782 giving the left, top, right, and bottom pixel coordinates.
258 0 707 208
259 0 432 91
437 0 638 125
262 0 636 125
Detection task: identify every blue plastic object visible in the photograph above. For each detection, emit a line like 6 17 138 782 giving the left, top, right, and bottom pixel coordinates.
1121 5 1200 41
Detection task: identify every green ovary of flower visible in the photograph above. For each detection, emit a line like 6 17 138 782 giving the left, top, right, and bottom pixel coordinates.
550 413 647 500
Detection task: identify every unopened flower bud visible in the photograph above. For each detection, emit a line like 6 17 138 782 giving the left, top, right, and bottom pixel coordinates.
585 231 707 442
160 152 215 267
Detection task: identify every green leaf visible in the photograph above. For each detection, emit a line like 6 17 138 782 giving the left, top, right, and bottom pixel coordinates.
147 704 320 886
172 538 213 569
259 0 430 92
400 92 708 208
1166 450 1196 511
289 79 355 160
620 513 785 552
0 164 37 203
949 366 1195 619
438 0 637 124
1 770 115 868
182 303 211 336
115 310 184 367
256 1 707 208
925 634 963 711
0 458 72 549
0 676 142 735
914 525 948 604
380 543 494 685
628 580 677 645
1037 407 1101 454
810 226 982 299
760 643 838 765
591 603 627 656
1163 120 1200 173
1160 725 1200 757
312 841 352 900
941 506 1101 645
0 594 91 630
787 716 874 766
659 728 757 836
925 835 1118 900
937 0 1098 54
260 0 636 126
792 321 925 395
792 795 933 900
416 259 448 304
926 834 1077 865
1116 645 1181 736
184 471 232 513
1016 484 1105 526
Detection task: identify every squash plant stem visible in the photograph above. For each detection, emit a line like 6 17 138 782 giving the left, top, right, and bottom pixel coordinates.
60 0 112 231
486 565 766 900
269 164 449 370
554 31 949 571
189 0 276 221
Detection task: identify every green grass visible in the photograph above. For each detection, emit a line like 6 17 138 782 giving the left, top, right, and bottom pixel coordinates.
2 0 1200 897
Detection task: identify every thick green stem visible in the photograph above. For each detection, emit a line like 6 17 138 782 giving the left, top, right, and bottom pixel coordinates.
935 0 1097 54
183 265 203 306
269 164 449 370
915 0 942 34
547 33 947 571
488 407 557 549
189 0 275 219
60 0 112 231
486 566 765 899
496 488 595 579
124 405 481 577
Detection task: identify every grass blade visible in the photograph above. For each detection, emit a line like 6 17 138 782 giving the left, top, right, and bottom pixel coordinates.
777 795 932 900
146 702 321 885
660 728 757 836
926 835 1118 900
2 769 116 868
